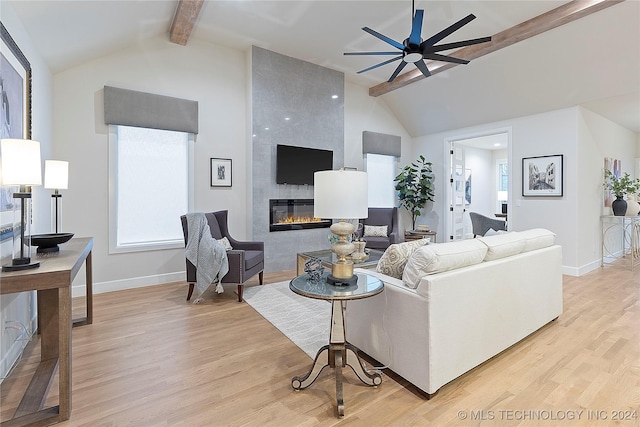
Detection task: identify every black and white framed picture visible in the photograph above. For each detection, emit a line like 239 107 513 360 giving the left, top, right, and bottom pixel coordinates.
210 158 232 187
522 154 563 197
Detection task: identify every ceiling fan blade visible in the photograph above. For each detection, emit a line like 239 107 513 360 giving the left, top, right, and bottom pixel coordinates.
408 9 424 46
420 14 476 49
414 60 432 78
428 36 492 53
344 51 402 56
387 60 408 82
356 56 402 74
423 53 470 65
362 27 406 50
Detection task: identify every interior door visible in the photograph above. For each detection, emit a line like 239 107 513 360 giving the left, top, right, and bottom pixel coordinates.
449 143 467 241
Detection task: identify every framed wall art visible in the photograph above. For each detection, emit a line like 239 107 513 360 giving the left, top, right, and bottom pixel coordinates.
522 154 563 197
210 158 232 187
1 22 32 231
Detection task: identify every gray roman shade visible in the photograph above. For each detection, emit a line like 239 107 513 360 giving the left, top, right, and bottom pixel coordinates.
104 86 198 134
362 131 401 157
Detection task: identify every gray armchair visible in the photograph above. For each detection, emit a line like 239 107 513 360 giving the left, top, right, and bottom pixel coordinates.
181 210 264 302
469 212 506 237
357 207 400 250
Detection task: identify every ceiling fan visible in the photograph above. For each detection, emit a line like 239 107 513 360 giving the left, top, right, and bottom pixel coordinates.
344 1 492 83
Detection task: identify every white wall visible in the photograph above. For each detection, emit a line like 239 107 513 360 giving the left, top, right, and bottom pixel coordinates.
52 36 247 294
463 147 493 217
412 106 637 275
0 2 54 381
576 107 637 273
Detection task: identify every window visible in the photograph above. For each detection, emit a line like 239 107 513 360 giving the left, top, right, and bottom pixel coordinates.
109 125 194 253
365 153 397 208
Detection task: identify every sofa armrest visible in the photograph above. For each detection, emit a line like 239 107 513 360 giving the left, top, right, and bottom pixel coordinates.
226 238 264 252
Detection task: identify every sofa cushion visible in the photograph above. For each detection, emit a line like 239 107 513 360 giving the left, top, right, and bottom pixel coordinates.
402 239 487 289
364 225 388 237
477 232 525 261
518 228 556 252
376 239 430 279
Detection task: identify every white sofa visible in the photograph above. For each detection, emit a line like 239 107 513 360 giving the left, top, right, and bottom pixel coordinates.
346 229 563 397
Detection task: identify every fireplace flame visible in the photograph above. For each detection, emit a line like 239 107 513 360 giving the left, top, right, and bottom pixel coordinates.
276 215 324 224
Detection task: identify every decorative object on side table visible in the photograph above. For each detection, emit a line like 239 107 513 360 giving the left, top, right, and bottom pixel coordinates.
1 139 42 271
603 169 640 216
350 239 367 261
394 155 435 230
314 169 368 286
304 257 325 282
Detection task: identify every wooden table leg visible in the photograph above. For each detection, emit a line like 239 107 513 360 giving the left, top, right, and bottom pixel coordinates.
58 286 72 420
85 250 93 325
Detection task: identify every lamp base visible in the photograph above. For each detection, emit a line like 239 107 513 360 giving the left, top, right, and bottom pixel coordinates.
2 258 40 272
327 274 358 286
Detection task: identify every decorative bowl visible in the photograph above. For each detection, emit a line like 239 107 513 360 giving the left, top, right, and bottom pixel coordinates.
29 233 74 253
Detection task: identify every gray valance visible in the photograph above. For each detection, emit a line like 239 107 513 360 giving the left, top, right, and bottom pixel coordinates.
104 86 198 134
362 131 401 157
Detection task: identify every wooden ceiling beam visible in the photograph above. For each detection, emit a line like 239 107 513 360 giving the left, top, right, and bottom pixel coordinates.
369 0 624 97
169 0 204 46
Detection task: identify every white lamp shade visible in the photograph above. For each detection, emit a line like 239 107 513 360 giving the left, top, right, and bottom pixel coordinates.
314 170 368 219
498 191 508 201
0 139 42 186
44 160 69 190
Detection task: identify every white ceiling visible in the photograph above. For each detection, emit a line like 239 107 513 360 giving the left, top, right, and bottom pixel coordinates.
7 0 640 136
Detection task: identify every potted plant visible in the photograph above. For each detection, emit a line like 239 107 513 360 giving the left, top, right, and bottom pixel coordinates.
603 170 635 216
394 155 435 230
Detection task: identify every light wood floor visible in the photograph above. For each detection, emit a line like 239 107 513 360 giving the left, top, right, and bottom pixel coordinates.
1 264 638 426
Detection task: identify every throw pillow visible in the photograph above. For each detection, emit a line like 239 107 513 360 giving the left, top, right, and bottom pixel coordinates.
364 225 388 237
402 239 487 289
217 236 233 251
376 239 430 279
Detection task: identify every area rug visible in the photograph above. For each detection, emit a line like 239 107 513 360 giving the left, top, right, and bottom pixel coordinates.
243 281 330 359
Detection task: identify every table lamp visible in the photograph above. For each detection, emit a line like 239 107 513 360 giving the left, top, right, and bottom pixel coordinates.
44 160 69 233
1 138 42 271
314 169 368 285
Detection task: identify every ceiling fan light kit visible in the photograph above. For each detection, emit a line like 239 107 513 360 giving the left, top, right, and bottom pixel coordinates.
345 1 491 83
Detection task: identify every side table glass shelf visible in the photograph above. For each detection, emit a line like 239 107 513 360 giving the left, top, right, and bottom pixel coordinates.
601 215 639 270
289 272 383 418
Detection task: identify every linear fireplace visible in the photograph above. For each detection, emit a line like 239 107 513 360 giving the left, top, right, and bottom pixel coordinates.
269 199 331 232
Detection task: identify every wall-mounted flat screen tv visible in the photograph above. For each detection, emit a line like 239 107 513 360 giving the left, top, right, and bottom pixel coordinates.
276 144 333 185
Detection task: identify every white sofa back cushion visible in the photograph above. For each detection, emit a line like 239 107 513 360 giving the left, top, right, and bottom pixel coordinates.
518 228 556 252
402 239 488 289
477 232 526 261
376 239 430 279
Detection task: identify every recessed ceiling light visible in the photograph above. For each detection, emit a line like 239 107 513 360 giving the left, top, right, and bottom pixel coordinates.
284 117 290 121
494 143 501 147
265 127 269 131
331 95 339 99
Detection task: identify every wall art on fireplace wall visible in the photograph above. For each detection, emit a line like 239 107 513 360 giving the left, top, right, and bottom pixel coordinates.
1 22 32 221
522 154 563 197
210 158 232 187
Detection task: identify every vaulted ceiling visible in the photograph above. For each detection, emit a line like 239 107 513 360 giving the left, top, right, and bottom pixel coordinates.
7 0 640 136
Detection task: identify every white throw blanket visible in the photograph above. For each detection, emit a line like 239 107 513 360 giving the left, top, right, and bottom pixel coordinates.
184 213 229 304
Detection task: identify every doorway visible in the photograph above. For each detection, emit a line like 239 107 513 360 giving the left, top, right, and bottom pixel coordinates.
445 129 511 241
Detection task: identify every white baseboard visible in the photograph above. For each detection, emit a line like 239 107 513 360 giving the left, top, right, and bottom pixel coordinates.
562 259 603 277
72 271 185 297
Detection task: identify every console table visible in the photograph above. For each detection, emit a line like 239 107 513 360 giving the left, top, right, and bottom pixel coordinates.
601 215 639 270
0 237 94 426
289 272 383 418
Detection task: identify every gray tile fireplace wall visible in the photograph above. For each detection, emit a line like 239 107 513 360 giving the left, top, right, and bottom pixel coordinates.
251 46 344 272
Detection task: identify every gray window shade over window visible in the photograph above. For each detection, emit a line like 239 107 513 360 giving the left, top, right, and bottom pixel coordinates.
362 131 401 157
104 86 198 134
